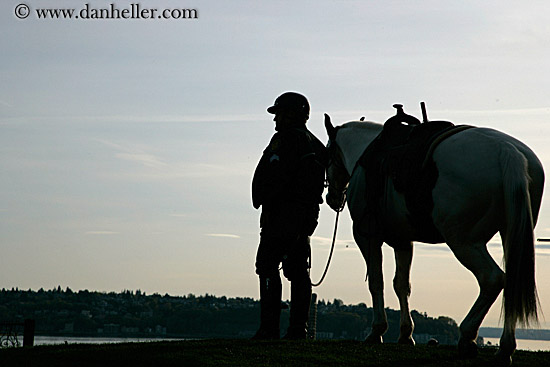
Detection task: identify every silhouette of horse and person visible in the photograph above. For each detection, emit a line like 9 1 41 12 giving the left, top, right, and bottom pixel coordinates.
252 93 544 367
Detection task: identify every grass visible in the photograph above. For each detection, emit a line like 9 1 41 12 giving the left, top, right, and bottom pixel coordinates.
1 339 549 366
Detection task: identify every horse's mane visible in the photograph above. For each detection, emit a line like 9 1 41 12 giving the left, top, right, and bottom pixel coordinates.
335 120 383 174
340 120 382 131
337 120 382 145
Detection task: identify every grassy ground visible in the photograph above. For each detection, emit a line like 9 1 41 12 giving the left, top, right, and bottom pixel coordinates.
1 339 549 367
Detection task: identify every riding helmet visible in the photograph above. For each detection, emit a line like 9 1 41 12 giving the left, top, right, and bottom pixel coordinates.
267 92 310 120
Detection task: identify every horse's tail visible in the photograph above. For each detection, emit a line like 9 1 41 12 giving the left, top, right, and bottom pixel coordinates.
500 142 539 327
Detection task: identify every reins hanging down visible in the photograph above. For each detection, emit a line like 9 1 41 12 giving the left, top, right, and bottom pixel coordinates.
311 196 345 287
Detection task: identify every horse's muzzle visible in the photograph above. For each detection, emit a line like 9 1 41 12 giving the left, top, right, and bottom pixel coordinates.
326 191 346 212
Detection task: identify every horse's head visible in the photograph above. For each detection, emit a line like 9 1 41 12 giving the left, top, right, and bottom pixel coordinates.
324 114 350 212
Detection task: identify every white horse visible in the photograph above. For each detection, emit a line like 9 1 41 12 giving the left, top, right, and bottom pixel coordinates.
323 114 544 366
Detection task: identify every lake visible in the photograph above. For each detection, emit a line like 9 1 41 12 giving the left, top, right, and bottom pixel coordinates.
483 337 550 352
18 336 550 352
27 336 187 345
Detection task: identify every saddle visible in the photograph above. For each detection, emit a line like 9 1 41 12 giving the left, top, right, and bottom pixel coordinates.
357 104 473 243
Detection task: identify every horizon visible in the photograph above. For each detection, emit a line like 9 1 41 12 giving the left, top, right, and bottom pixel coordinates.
2 1 549 330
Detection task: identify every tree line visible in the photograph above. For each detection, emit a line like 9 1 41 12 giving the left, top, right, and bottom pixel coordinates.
0 288 459 343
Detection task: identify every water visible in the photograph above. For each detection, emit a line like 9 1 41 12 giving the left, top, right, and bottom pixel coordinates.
483 337 550 352
24 336 187 346
17 336 550 351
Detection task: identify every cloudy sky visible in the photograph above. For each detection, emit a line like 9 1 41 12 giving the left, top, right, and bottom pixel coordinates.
2 1 550 328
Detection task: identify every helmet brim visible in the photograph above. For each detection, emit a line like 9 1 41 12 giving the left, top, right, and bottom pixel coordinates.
267 105 278 114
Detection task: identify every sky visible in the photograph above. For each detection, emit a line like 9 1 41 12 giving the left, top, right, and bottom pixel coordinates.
2 1 550 329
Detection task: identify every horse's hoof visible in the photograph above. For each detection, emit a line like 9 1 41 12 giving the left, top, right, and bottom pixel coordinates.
365 334 383 344
398 337 415 346
492 349 512 367
458 339 478 359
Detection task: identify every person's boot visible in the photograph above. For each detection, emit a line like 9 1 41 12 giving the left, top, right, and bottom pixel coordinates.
252 276 282 340
284 277 311 340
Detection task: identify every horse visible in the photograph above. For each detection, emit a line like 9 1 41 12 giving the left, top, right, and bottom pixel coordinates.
323 113 544 366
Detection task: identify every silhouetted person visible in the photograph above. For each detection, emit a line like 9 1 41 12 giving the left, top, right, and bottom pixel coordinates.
252 92 327 339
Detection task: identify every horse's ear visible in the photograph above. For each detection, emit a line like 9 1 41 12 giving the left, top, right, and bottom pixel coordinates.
324 113 336 140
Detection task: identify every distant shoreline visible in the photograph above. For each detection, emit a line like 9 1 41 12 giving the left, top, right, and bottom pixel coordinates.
19 335 200 345
479 327 550 341
28 335 191 346
27 333 550 344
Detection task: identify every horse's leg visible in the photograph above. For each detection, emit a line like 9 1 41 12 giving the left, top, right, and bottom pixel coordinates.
495 322 516 367
448 242 504 358
353 225 386 344
392 242 414 345
366 242 387 344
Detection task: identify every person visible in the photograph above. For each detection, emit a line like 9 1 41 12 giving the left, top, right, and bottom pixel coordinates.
251 92 327 339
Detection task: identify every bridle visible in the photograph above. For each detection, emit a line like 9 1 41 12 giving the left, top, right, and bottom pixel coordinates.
325 138 349 213
310 137 348 287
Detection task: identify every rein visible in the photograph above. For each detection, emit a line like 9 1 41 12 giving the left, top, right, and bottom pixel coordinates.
311 198 345 287
311 145 347 287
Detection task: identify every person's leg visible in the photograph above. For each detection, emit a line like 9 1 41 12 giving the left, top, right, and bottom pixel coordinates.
253 234 283 339
282 235 312 339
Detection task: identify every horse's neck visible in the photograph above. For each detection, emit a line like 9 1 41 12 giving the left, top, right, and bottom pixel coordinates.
336 121 382 175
